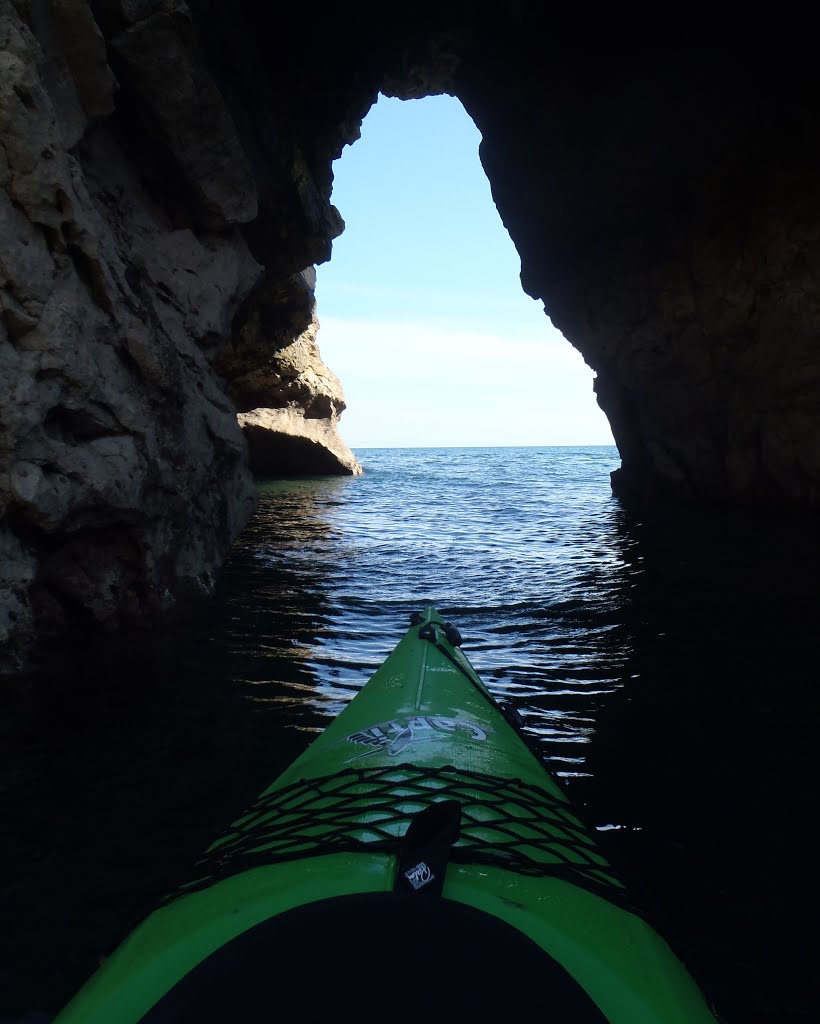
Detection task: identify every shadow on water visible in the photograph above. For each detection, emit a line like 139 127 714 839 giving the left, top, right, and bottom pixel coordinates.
2 457 818 1023
0 482 341 1017
575 503 820 1024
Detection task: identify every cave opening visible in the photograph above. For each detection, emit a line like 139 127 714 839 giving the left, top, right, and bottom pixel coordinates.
316 94 614 451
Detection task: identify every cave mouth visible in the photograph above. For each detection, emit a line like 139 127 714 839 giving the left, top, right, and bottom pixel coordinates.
4 0 820 693
314 93 615 452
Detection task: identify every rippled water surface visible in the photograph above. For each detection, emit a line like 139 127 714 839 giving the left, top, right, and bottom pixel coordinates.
2 446 818 1022
244 447 628 765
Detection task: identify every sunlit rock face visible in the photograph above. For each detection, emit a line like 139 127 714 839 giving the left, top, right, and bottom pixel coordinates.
217 268 362 476
3 1 819 669
238 407 362 478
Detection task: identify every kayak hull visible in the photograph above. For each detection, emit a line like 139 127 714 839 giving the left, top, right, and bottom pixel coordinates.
55 609 719 1023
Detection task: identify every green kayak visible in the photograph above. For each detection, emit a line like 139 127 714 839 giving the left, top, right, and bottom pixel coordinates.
56 608 719 1023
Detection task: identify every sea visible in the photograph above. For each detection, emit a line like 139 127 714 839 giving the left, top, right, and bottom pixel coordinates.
2 446 818 1022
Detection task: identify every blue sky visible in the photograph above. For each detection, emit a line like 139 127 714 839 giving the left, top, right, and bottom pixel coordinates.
316 94 615 448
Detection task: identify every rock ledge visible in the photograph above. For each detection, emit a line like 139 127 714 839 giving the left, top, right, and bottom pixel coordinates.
238 408 362 477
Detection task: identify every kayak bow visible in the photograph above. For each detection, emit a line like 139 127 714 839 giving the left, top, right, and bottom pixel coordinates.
56 608 719 1023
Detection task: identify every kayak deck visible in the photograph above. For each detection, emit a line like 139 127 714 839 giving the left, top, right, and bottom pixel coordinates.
176 761 620 900
173 607 621 903
55 608 719 1024
139 893 610 1022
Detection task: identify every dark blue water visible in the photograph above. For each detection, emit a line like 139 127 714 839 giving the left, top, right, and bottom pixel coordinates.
239 446 628 767
2 446 818 1022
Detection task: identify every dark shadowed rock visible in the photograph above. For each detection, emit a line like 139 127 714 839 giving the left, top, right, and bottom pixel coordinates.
4 1 820 670
106 1 258 228
0 0 260 670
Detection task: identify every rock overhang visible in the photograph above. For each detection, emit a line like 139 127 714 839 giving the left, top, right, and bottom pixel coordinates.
3 1 820 670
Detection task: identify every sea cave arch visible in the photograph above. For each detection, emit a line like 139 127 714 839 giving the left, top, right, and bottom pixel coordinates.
190 3 820 510
2 2 820 669
307 91 613 451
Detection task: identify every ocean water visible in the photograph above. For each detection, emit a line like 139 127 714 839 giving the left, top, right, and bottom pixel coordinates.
2 446 818 1022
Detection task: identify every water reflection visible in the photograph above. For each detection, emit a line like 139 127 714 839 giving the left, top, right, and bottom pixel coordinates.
2 450 818 1023
0 482 342 1016
578 503 820 1024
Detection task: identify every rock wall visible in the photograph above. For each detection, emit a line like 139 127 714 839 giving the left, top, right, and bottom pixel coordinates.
0 0 268 670
218 269 362 477
4 2 820 669
452 29 820 507
0 0 356 671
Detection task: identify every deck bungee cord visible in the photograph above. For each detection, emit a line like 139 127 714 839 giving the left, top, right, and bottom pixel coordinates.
55 607 721 1024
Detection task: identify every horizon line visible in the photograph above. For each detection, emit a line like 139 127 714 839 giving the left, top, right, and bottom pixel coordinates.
350 442 619 450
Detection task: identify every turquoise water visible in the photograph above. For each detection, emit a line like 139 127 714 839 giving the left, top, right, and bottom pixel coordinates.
2 446 818 1022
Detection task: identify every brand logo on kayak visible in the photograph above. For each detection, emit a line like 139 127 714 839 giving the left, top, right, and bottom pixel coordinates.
403 860 435 891
345 716 487 758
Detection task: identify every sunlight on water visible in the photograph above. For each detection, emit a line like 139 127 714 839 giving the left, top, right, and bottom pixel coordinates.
4 445 819 1023
236 447 628 779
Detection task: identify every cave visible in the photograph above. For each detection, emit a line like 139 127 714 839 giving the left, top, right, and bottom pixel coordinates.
5 8 820 1023
3 2 820 666
318 90 614 449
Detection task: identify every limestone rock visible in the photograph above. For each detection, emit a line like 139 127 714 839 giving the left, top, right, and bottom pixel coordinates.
227 286 362 477
0 0 260 671
106 0 258 228
216 265 358 477
7 0 820 672
49 0 118 119
215 266 318 409
238 407 362 477
224 303 347 419
454 32 820 508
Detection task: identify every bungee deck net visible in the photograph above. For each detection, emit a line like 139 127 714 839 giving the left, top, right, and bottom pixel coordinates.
170 764 624 904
